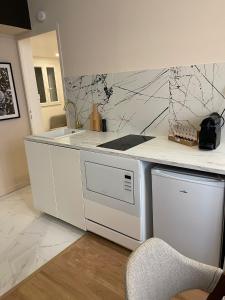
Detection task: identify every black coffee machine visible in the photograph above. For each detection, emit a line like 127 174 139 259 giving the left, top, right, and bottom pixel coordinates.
199 113 223 150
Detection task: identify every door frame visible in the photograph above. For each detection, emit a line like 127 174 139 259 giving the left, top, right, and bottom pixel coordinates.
17 25 65 134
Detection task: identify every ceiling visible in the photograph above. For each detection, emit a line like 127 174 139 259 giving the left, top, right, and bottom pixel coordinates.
30 31 59 58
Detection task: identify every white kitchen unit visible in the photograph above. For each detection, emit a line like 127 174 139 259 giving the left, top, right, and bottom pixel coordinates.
152 167 225 267
25 141 57 217
51 146 85 229
25 141 86 230
80 150 153 250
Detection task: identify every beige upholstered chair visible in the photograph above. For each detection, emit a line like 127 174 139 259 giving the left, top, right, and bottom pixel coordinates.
49 114 67 129
126 238 223 300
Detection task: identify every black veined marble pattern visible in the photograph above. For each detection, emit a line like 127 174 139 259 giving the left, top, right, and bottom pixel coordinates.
64 63 225 135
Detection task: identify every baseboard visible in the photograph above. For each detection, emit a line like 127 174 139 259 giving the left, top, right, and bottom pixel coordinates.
0 179 30 198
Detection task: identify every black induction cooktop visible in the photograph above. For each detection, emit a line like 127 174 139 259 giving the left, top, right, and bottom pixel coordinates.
97 134 155 151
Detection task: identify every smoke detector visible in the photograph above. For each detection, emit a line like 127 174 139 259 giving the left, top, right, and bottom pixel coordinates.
36 11 46 22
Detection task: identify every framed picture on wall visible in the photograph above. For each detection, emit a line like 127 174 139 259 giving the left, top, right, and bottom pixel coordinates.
0 62 20 120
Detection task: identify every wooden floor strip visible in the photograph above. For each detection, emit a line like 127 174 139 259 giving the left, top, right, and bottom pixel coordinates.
1 233 131 300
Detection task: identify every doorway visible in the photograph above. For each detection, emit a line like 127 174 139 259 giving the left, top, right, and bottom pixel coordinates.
18 30 66 134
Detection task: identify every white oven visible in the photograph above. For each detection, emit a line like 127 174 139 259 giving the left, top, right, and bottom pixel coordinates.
80 150 152 250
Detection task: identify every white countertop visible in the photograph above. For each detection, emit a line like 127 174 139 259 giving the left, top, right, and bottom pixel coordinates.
25 130 225 176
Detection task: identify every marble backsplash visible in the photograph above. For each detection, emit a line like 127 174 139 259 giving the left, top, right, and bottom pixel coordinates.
64 62 225 137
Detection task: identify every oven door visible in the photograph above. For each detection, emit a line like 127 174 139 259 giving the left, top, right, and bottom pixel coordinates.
85 161 134 204
81 151 142 240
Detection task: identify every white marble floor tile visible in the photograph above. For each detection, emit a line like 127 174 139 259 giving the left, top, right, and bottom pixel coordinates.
0 186 84 296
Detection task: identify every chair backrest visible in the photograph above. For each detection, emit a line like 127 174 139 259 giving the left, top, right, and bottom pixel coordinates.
126 238 222 300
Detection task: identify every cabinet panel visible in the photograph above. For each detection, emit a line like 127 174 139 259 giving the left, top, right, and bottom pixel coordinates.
51 146 86 230
25 141 57 217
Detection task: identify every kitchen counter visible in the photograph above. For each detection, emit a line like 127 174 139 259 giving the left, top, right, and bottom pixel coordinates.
25 130 225 176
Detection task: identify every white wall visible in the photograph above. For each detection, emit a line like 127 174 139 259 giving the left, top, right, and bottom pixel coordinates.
33 57 65 131
25 0 225 77
0 34 30 196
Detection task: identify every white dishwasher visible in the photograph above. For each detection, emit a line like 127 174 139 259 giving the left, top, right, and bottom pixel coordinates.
152 167 225 267
80 150 153 250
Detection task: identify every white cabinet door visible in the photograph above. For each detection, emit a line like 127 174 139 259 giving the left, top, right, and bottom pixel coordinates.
152 169 224 267
51 146 86 230
25 141 57 217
